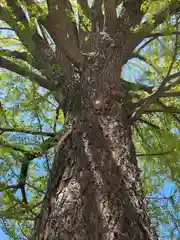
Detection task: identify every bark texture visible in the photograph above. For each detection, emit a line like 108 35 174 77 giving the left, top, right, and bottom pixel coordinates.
32 38 154 239
5 0 174 239
1 1 180 239
34 98 153 239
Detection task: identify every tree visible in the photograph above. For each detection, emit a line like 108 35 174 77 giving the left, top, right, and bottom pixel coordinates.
0 0 180 239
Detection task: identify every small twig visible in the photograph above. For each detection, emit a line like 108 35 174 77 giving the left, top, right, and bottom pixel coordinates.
26 182 45 194
53 105 60 132
135 37 155 53
0 138 33 154
139 118 160 129
137 151 171 157
157 99 180 124
0 101 10 127
35 111 51 173
148 31 180 38
143 108 180 114
0 27 14 31
130 73 180 123
161 91 180 98
0 127 55 137
164 76 180 91
131 20 179 123
146 196 172 200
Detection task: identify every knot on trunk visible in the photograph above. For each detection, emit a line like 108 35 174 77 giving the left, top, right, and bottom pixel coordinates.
92 89 125 114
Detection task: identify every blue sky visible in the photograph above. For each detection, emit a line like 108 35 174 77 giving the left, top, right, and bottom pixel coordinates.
0 229 9 240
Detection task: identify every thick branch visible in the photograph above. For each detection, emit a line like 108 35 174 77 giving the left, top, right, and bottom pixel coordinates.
77 0 91 19
118 0 143 29
56 38 84 68
1 2 68 87
0 56 56 90
5 0 27 22
46 0 83 68
104 0 117 32
0 5 65 87
116 0 122 7
91 0 104 31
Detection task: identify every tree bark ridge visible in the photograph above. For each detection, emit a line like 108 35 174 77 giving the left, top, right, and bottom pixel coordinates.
33 70 153 239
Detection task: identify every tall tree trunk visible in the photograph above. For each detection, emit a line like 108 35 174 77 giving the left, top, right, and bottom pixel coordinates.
32 44 155 239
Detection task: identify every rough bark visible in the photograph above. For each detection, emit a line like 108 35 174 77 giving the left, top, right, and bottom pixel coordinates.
31 35 155 239
4 1 179 239
33 97 153 239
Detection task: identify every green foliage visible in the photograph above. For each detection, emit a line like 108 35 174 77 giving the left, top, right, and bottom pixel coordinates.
0 0 179 239
71 0 92 32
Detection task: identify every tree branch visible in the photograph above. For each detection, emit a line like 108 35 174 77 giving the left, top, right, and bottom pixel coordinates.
135 89 180 115
0 49 32 63
116 0 122 7
0 27 14 31
46 0 84 68
165 77 180 91
137 151 171 157
0 134 60 159
157 99 180 125
121 79 153 93
23 0 45 19
130 61 180 123
77 0 91 19
0 5 65 88
138 119 160 129
5 0 27 22
91 0 104 31
18 160 29 204
161 92 180 98
0 127 55 137
0 138 33 154
135 37 155 53
148 31 180 38
104 0 117 32
134 2 180 40
143 108 180 114
0 56 56 90
2 1 69 87
118 0 143 29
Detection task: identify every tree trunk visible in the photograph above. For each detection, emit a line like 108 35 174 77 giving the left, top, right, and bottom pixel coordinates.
32 35 155 240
